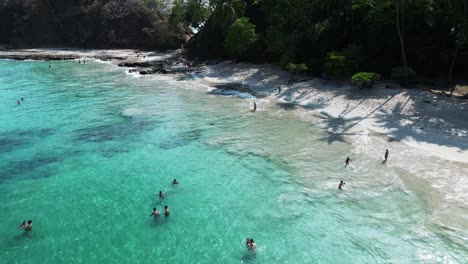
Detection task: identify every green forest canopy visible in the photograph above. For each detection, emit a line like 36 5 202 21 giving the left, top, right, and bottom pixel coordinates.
1 0 467 80
174 0 468 80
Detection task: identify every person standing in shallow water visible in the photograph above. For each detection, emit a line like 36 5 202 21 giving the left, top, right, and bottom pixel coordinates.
19 221 27 230
150 208 160 218
338 180 345 190
345 157 351 167
20 220 33 231
164 206 170 216
252 102 257 112
384 149 389 161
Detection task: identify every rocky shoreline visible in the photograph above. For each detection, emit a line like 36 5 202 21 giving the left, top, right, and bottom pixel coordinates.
0 48 197 76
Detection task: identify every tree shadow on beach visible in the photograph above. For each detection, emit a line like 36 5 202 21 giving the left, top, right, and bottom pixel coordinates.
277 81 468 151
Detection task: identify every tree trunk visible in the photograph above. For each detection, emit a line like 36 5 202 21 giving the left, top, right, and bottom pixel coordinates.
396 0 408 80
449 0 468 96
349 0 355 44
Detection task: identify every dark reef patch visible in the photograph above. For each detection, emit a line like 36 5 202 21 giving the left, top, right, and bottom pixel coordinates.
0 155 62 181
73 119 156 143
158 129 202 149
0 128 55 153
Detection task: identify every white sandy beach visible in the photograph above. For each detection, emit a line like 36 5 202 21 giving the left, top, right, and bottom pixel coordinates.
197 61 468 163
2 48 467 163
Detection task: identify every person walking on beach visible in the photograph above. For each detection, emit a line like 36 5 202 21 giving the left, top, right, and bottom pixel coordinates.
164 205 170 217
345 157 351 167
384 149 389 161
338 180 345 190
150 208 160 218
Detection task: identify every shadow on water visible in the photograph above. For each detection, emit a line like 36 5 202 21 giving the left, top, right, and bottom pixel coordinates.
207 83 267 98
240 251 257 263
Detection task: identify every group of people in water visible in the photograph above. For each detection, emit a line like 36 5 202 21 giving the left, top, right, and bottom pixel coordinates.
339 149 389 190
17 97 24 105
245 238 257 252
19 220 32 231
150 179 179 219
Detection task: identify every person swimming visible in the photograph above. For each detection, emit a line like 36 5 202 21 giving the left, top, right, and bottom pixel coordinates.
159 191 165 198
338 180 345 190
246 238 256 251
24 220 32 231
19 221 27 230
17 100 20 105
164 205 170 216
384 149 389 161
172 179 179 184
48 63 51 68
345 157 351 166
21 97 24 101
150 207 160 218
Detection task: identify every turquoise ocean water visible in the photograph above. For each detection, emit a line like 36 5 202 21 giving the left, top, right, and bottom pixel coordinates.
0 59 467 263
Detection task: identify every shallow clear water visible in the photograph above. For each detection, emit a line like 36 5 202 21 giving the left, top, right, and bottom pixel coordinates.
0 60 467 263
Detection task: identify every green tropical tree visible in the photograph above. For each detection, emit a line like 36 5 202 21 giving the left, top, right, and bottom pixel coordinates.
224 17 257 59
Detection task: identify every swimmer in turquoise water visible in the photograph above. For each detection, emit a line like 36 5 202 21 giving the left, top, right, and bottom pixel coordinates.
159 191 165 198
172 179 179 184
17 100 20 105
19 221 27 230
24 220 32 231
164 205 170 217
246 238 256 251
150 208 160 218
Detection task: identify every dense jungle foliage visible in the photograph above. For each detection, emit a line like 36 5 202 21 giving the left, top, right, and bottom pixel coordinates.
1 0 467 80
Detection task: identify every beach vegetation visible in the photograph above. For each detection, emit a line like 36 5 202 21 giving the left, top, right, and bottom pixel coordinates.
351 72 381 88
224 17 257 59
391 66 416 79
286 63 308 74
323 47 362 79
